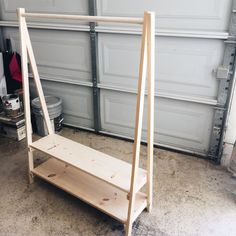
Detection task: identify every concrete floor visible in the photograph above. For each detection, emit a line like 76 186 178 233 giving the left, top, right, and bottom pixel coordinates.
0 127 236 236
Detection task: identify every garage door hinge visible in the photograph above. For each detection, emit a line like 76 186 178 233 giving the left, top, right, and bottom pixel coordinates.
93 89 97 96
208 108 225 159
216 66 230 79
90 22 96 33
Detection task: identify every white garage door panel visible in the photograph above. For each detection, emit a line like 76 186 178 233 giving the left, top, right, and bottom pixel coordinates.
3 28 91 84
101 90 213 153
97 0 231 31
30 80 93 128
0 0 231 156
0 0 89 23
98 33 223 100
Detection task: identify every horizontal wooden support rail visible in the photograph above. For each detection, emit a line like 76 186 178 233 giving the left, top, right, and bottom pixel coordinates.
20 12 143 24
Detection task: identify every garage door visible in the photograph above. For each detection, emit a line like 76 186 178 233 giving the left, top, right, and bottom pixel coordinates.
0 1 94 130
96 0 235 158
0 0 235 161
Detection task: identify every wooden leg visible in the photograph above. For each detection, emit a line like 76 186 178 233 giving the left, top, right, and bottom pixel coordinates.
126 12 148 236
147 11 155 213
18 8 34 184
28 149 34 184
125 222 132 236
23 21 53 135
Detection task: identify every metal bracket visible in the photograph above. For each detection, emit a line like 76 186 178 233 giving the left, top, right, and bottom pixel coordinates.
89 0 101 132
208 45 236 161
216 66 230 80
208 3 236 162
208 107 225 161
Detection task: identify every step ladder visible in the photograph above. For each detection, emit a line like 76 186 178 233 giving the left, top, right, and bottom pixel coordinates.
17 8 155 236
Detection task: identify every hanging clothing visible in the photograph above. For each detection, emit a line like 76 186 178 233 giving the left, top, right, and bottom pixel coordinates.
9 53 22 82
2 52 22 94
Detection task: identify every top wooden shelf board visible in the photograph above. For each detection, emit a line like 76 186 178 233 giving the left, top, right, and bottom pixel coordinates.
30 134 147 193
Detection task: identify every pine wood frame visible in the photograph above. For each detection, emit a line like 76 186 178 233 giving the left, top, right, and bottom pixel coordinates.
17 8 155 236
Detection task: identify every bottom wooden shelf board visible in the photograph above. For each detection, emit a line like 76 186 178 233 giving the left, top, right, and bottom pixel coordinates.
32 158 147 223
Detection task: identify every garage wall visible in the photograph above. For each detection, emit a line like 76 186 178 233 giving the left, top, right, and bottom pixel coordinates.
97 0 231 31
0 0 235 159
96 0 233 155
0 0 94 129
0 1 88 21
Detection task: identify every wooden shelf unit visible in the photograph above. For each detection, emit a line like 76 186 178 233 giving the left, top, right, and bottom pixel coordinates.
32 158 147 224
18 8 155 236
30 134 147 193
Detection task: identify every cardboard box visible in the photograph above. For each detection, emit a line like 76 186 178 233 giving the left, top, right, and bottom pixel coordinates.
0 112 26 141
0 124 26 141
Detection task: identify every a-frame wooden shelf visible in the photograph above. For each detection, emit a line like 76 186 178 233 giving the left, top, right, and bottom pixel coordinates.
30 134 147 193
32 158 147 223
18 8 155 236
